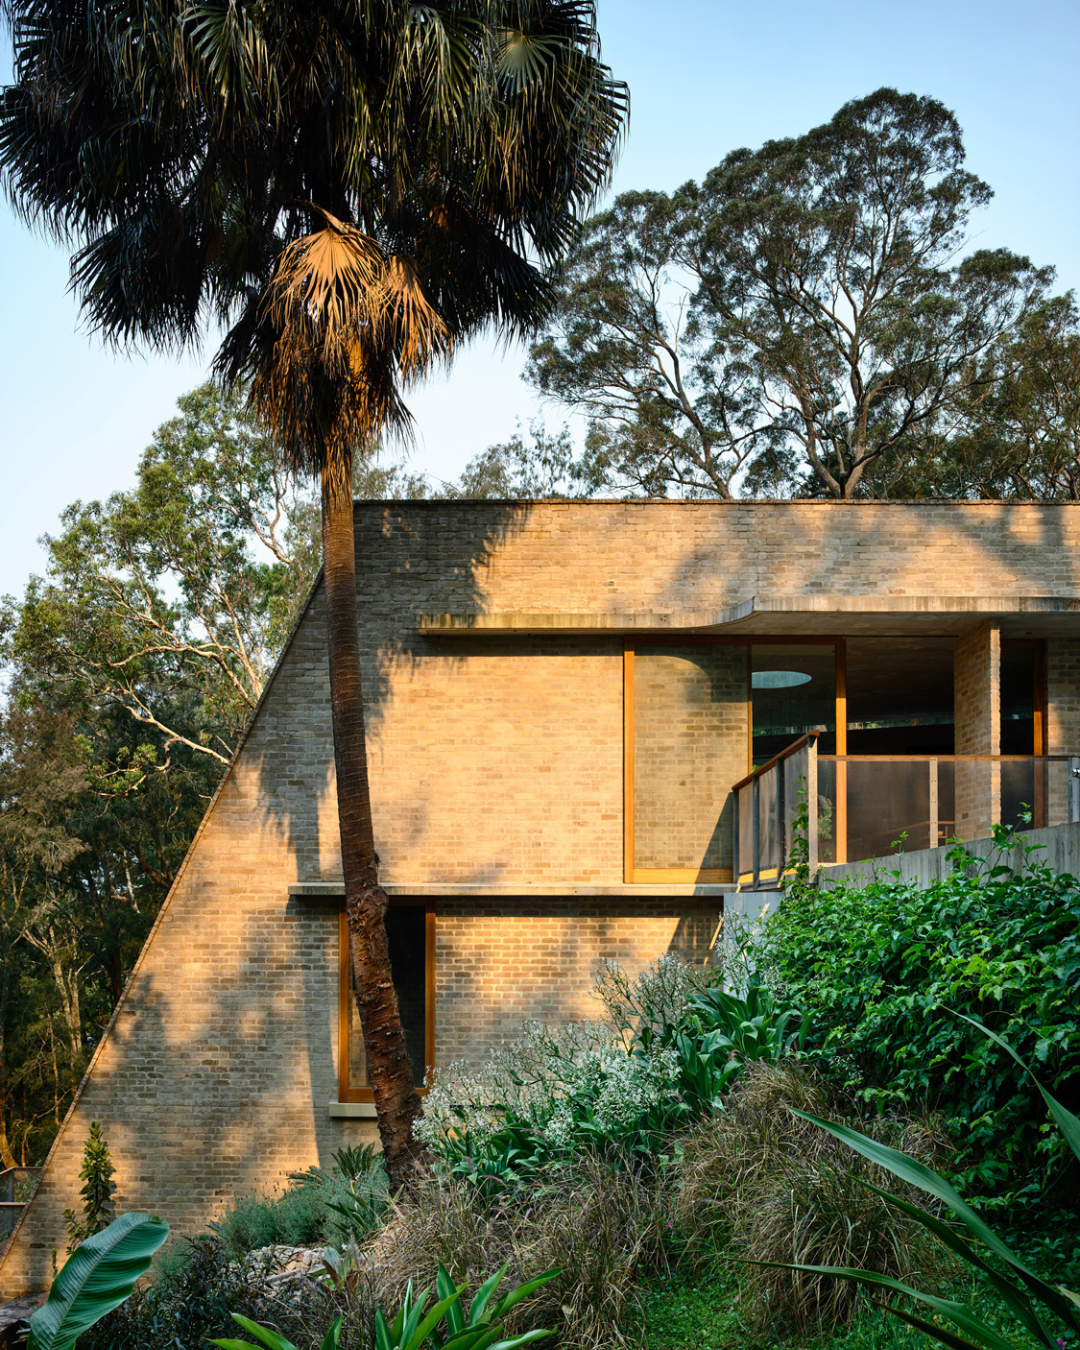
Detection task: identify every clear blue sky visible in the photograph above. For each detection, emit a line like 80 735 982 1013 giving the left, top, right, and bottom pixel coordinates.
1 0 1077 597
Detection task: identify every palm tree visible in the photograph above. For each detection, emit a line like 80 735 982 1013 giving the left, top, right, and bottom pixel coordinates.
0 0 627 1184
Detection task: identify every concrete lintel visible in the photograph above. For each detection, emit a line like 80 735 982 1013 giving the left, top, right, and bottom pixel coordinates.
289 881 733 898
417 595 1080 637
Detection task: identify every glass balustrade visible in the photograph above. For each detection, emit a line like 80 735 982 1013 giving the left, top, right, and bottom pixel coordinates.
733 742 1080 886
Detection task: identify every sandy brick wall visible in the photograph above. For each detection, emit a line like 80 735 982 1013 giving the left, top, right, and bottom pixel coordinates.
632 647 747 872
435 900 719 1065
5 501 1080 1297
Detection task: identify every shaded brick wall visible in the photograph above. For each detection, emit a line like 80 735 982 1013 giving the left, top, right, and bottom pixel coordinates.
435 899 719 1065
632 646 747 871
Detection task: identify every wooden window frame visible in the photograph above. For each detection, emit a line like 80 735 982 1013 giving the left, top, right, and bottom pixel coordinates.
337 899 436 1104
623 635 845 883
1001 638 1047 755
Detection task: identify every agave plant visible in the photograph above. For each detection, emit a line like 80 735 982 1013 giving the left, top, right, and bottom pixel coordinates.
774 1015 1080 1350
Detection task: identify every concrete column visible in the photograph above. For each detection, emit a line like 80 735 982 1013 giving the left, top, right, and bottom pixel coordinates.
953 621 1000 841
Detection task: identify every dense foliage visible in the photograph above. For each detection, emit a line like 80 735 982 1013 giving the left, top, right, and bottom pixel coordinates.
415 957 805 1190
757 832 1080 1215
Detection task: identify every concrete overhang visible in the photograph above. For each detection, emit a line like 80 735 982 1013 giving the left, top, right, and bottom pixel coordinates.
417 595 1080 638
289 881 733 898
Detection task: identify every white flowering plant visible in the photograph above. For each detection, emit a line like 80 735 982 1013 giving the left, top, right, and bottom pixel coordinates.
416 956 805 1193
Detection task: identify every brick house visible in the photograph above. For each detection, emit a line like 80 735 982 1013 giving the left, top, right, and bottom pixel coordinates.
3 498 1080 1295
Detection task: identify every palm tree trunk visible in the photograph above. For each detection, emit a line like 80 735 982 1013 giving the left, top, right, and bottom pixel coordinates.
320 467 422 1187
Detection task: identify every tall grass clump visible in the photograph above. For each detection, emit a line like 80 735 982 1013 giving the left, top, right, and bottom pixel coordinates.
367 1151 674 1350
675 1061 955 1333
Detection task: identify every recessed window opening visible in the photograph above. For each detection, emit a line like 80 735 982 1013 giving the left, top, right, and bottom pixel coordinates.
339 903 433 1102
751 644 836 766
845 638 954 755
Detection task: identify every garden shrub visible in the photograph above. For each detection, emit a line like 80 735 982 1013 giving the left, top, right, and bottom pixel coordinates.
210 1146 389 1257
367 1151 674 1350
674 1061 955 1333
417 955 805 1191
757 834 1080 1215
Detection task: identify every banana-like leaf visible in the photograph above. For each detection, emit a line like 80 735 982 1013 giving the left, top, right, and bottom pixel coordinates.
27 1213 169 1350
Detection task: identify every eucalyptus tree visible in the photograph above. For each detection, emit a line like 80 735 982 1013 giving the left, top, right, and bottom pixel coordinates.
531 89 1050 499
1 0 627 1178
6 383 318 771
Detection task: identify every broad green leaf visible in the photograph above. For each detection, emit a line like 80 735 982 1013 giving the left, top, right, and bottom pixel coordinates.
437 1266 465 1334
27 1213 169 1350
490 1268 560 1317
223 1314 295 1350
319 1317 344 1350
952 1013 1080 1165
466 1262 506 1325
405 1290 464 1350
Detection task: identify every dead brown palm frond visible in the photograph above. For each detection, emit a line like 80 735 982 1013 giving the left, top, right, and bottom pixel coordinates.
241 206 451 494
674 1061 956 1335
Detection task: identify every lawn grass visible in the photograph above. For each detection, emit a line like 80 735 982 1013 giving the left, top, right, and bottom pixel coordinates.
633 1260 926 1350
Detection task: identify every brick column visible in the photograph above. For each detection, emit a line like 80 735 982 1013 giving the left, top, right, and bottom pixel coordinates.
953 622 1000 841
1046 639 1080 826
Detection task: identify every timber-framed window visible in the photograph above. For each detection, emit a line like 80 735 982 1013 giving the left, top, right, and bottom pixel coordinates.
623 634 1048 882
623 636 842 884
338 901 435 1103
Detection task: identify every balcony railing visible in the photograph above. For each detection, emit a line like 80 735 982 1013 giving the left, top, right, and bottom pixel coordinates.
732 735 1080 888
0 1166 42 1242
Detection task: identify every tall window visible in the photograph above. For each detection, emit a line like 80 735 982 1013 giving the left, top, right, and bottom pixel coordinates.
626 642 746 882
338 903 434 1103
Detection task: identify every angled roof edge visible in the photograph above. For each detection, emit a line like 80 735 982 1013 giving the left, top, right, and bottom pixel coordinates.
0 566 327 1274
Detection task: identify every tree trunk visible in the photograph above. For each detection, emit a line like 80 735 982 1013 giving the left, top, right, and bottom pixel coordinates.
320 468 422 1188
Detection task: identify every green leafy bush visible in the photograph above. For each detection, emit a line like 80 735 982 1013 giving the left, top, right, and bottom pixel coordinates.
210 1146 389 1257
779 1019 1080 1350
758 835 1080 1213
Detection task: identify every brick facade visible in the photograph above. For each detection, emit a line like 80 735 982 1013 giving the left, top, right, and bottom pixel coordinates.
954 622 1001 839
4 501 1080 1297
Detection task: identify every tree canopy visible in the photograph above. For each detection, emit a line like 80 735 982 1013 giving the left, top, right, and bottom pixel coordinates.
528 88 1061 499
